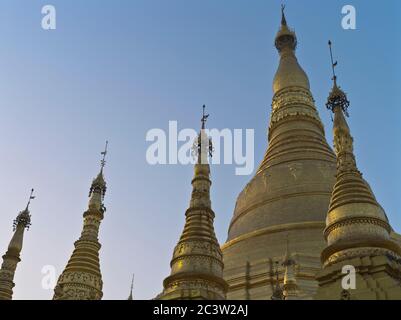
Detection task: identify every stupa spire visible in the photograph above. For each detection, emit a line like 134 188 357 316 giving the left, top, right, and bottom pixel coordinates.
271 261 284 300
222 6 337 299
321 42 395 266
281 237 299 300
53 142 109 300
0 189 35 300
158 106 227 300
316 42 401 300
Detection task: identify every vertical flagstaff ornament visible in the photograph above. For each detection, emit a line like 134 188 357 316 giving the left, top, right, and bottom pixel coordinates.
53 142 109 300
0 189 35 300
192 105 213 164
326 41 350 116
101 141 108 171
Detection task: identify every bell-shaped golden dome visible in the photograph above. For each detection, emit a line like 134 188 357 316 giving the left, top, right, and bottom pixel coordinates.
273 10 310 94
222 7 337 300
273 52 310 94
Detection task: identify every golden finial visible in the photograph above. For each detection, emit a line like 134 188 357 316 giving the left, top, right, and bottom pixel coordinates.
328 40 338 86
25 188 35 211
192 105 213 163
275 4 297 52
89 142 108 199
13 189 35 231
326 40 350 116
100 140 108 172
201 105 209 130
281 4 287 26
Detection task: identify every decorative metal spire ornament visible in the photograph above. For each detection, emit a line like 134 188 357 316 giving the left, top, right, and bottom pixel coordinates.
281 4 287 26
192 105 213 163
13 189 35 232
326 40 350 116
100 140 108 172
201 105 209 130
328 40 338 84
128 273 134 300
89 141 108 199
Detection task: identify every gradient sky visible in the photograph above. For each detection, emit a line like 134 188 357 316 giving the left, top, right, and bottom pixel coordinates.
0 0 400 300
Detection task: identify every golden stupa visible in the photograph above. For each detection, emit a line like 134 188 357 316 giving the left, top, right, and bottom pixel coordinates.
52 142 109 300
0 190 34 300
222 8 337 299
315 43 401 300
1 6 401 301
157 107 228 300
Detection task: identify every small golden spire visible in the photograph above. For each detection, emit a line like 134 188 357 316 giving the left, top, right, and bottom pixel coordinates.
89 141 108 199
53 145 109 300
319 41 397 269
271 261 284 300
0 189 35 300
281 237 299 299
159 105 226 300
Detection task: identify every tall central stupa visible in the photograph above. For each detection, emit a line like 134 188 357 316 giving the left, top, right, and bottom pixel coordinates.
222 8 337 299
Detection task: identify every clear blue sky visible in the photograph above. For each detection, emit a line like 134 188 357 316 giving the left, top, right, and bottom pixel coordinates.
0 0 399 299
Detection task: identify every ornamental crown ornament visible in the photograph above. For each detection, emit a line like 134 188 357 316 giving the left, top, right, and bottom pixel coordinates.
89 141 108 199
13 188 35 231
275 4 297 52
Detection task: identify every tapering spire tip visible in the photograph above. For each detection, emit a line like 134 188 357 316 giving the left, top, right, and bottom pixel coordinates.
100 140 108 172
201 105 209 130
26 188 35 211
326 40 350 115
281 4 287 26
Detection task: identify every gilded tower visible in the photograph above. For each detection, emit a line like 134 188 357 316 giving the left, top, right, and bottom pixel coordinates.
315 42 401 300
222 7 337 299
158 106 228 300
53 142 109 300
282 239 300 300
0 189 35 300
